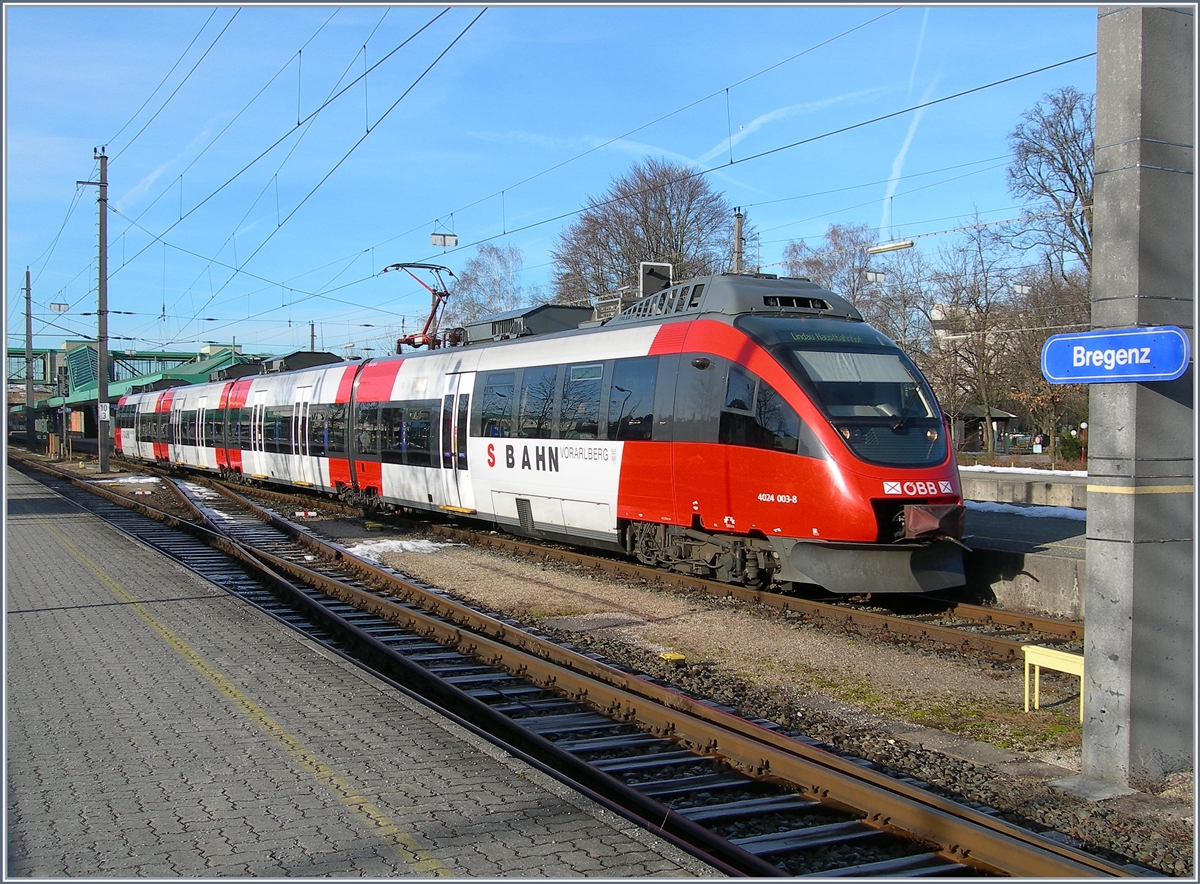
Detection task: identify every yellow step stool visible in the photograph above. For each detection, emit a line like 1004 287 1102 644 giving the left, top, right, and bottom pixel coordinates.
1023 645 1084 722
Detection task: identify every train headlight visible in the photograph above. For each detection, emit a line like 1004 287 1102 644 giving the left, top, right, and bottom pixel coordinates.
926 429 939 442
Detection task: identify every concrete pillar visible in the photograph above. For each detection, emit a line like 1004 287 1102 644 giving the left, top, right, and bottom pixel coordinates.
1084 6 1194 787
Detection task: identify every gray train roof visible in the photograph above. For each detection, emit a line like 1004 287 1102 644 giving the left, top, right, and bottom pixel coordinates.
604 273 862 326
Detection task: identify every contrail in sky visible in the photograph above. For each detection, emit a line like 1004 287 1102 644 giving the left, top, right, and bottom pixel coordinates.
909 8 930 94
879 76 939 238
699 88 883 165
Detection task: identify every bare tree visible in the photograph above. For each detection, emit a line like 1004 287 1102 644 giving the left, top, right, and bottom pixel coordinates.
871 247 935 361
550 157 734 303
782 223 874 310
784 224 934 364
442 243 539 330
1006 86 1094 275
927 224 1017 455
1003 263 1090 457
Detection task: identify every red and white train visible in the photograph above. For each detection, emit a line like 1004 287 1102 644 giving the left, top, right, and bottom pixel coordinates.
114 273 966 594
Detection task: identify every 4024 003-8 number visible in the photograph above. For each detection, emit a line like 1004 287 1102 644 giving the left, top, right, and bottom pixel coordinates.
757 492 798 504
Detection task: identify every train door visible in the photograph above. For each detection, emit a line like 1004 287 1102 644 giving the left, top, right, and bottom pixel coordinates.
439 372 475 513
290 386 317 487
249 392 266 452
246 389 267 476
196 396 208 448
169 401 184 463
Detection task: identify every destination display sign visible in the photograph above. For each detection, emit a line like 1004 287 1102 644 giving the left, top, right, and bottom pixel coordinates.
1041 326 1191 384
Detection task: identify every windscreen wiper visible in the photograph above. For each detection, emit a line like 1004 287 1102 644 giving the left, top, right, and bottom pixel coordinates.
892 386 920 432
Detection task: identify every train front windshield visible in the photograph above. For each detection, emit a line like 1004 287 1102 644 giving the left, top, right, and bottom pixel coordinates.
788 348 948 467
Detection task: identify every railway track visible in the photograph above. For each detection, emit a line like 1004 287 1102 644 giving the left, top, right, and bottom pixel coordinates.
167 465 1085 660
10 454 1132 877
423 524 1083 659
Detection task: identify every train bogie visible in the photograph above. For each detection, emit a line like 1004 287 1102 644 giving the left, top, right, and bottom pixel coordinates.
116 274 967 594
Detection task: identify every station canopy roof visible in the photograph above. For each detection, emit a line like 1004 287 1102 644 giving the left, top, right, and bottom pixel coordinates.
37 346 252 410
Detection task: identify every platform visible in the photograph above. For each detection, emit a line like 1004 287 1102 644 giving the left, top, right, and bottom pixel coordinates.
4 466 712 877
962 504 1087 619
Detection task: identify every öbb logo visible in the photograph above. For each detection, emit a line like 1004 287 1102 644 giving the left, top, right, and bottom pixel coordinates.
884 480 953 496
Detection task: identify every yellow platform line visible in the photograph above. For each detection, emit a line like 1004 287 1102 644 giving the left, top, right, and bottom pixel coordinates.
38 517 450 877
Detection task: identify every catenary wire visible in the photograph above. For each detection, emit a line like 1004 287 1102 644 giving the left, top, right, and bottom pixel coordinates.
337 7 905 270
108 8 452 284
110 9 241 164
118 7 342 236
34 40 1090 350
106 8 220 154
158 9 390 336
170 8 488 343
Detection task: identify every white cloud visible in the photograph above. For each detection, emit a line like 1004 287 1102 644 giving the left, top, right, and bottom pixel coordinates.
698 87 884 165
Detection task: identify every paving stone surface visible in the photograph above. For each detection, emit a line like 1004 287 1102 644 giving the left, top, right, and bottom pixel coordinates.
5 466 714 877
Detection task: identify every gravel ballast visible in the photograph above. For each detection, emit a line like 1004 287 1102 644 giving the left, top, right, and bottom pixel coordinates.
369 537 1194 878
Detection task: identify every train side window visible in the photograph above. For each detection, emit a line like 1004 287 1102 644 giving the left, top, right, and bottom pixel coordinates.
517 365 557 438
326 404 347 454
673 353 723 443
404 404 435 467
754 383 802 454
378 401 438 467
560 363 602 439
262 406 291 454
236 407 252 450
456 394 469 469
205 411 223 448
480 371 515 437
306 405 327 457
718 372 821 458
725 366 756 411
442 395 455 468
179 410 197 446
354 403 380 456
380 406 404 464
608 356 658 441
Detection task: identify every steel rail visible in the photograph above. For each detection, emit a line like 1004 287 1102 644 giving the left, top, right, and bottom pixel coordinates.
203 480 1130 878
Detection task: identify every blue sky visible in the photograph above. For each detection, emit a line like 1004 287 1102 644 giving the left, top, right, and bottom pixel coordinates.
5 4 1098 360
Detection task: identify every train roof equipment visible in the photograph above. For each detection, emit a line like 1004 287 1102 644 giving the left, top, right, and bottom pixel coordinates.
262 350 344 374
385 263 457 352
462 304 596 345
605 273 863 326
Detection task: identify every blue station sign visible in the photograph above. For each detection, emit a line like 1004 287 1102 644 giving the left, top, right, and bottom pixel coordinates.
1041 326 1191 384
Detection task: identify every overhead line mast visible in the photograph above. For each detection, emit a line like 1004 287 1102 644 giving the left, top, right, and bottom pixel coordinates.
77 147 110 473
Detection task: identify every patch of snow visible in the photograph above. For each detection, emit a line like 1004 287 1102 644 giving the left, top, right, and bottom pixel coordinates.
94 476 161 485
965 500 1086 521
960 464 1087 478
347 539 463 562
